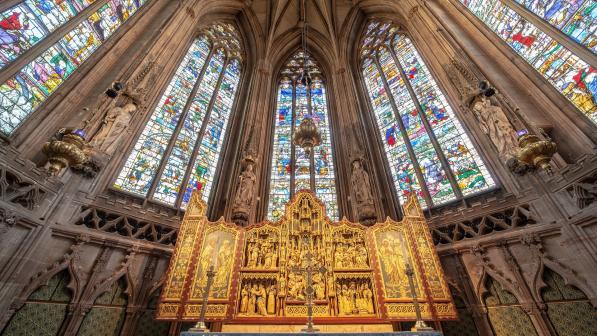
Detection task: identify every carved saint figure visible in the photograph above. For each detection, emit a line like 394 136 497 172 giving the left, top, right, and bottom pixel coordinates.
471 96 518 160
313 273 326 300
248 243 259 268
338 284 352 315
89 103 136 155
248 284 257 314
240 285 249 314
263 248 273 269
256 284 268 315
267 285 276 314
363 283 374 313
327 276 337 314
233 162 256 211
351 160 374 206
355 244 368 267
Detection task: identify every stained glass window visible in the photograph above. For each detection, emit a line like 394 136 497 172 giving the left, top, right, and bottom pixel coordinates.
512 0 596 52
360 21 495 208
0 0 147 136
0 0 96 69
268 51 338 221
459 0 597 125
114 23 242 208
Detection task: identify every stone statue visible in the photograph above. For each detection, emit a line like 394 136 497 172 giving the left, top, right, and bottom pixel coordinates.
232 160 256 226
89 103 136 155
233 162 256 210
471 96 519 161
350 159 377 224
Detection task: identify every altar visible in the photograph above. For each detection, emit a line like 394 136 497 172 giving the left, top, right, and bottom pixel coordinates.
156 190 456 331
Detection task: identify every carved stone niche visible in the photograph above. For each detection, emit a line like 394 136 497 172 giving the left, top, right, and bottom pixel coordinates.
567 173 597 209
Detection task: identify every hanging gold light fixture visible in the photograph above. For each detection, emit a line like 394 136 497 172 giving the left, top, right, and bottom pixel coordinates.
293 0 321 156
42 129 89 174
294 117 322 156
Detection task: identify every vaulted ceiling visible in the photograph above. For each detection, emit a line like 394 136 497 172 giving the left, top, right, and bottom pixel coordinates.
240 0 409 64
250 0 352 44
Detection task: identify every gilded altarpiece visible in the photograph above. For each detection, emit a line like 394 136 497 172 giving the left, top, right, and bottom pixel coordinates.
157 191 456 323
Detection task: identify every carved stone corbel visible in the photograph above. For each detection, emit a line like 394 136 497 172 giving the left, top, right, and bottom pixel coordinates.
567 174 597 209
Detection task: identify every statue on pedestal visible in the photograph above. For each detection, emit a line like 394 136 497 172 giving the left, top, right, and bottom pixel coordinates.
89 102 136 156
471 95 519 161
350 158 376 225
231 156 256 226
232 126 258 226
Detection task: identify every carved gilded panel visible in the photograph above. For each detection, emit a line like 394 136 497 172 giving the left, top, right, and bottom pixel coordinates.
157 191 456 322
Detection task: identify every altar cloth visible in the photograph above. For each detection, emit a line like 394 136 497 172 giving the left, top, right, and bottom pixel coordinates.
181 332 442 336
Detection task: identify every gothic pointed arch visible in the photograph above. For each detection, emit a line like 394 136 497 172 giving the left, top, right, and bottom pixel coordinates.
483 276 538 336
77 276 129 336
359 20 496 209
1 269 72 335
540 267 597 336
267 50 339 221
114 22 243 208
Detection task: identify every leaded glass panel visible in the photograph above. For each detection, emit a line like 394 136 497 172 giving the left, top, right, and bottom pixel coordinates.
267 51 338 221
115 23 243 208
0 0 148 137
361 21 495 209
460 0 597 125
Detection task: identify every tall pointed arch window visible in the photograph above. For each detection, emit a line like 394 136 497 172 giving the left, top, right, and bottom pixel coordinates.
458 0 596 125
114 23 242 207
268 51 338 220
0 0 149 136
360 21 495 208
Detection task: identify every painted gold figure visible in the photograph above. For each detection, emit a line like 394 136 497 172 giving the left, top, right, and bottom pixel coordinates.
267 285 276 314
240 285 249 314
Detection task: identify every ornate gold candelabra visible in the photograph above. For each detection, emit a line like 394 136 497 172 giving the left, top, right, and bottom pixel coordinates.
42 129 89 174
405 263 435 332
507 129 557 175
190 265 217 333
513 131 557 174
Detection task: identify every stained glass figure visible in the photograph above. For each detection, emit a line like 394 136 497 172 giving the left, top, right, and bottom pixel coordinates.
0 0 148 137
0 0 98 70
459 0 597 125
361 21 495 209
267 51 338 221
512 0 597 52
115 23 242 208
